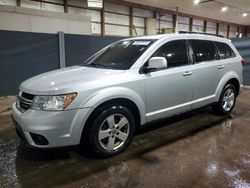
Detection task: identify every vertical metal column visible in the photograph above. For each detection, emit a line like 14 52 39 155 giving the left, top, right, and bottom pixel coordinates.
58 31 66 68
175 7 179 32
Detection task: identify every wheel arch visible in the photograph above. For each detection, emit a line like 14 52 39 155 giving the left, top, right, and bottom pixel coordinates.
80 97 142 148
215 71 241 101
80 87 145 124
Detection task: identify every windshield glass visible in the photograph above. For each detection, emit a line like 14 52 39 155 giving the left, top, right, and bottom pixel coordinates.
82 39 155 70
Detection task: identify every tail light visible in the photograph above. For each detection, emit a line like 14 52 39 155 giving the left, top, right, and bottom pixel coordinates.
241 59 246 65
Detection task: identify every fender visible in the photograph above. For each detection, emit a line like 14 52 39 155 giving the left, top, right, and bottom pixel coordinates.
79 87 146 125
215 71 241 102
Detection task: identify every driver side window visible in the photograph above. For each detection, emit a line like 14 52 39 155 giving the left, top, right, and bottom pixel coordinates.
151 40 189 68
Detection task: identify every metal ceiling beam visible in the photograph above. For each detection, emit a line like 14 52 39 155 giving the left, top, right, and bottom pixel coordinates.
199 0 214 4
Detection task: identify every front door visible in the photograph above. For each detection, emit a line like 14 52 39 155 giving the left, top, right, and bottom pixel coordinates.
143 40 194 122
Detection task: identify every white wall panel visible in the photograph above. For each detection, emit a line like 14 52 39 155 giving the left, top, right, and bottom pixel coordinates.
192 25 203 32
207 22 217 29
0 0 15 6
21 0 64 12
159 13 172 21
133 17 144 27
42 2 64 13
229 31 237 38
193 19 203 26
160 21 173 29
68 7 100 22
105 25 129 36
105 12 129 25
104 2 129 15
230 25 237 32
178 23 189 31
21 0 41 10
133 8 153 17
207 21 216 28
219 23 227 31
133 27 144 36
178 16 189 24
218 30 227 37
91 23 101 34
206 27 216 34
0 9 91 34
219 23 227 37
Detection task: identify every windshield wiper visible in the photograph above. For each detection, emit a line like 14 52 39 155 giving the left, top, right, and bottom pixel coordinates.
91 63 109 67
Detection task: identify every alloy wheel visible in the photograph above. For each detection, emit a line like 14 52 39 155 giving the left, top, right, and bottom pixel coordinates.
98 114 130 151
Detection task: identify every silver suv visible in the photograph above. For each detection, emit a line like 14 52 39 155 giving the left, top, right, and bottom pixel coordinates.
12 33 243 157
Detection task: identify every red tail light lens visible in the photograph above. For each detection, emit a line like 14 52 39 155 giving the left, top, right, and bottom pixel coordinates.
241 59 246 65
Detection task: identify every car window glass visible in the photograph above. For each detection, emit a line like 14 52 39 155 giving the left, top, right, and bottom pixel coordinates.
83 40 155 70
215 42 236 59
190 40 218 63
151 40 188 68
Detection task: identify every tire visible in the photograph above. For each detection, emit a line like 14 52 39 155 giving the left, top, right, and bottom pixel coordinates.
84 104 135 158
213 84 236 115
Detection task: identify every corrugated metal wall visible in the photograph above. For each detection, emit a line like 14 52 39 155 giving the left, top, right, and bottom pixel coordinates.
65 34 122 66
232 38 250 85
0 30 59 96
0 30 122 96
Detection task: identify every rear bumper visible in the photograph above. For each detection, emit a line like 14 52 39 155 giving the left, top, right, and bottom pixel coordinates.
11 101 92 148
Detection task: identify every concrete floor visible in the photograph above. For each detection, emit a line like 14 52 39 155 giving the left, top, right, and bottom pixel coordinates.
0 89 250 188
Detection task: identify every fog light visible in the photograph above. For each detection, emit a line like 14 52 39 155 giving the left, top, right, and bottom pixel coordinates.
30 132 49 145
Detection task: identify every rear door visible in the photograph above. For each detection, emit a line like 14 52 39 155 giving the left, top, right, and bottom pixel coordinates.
189 39 224 109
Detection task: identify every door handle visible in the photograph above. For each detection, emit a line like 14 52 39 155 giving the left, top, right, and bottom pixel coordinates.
182 71 193 76
217 65 225 69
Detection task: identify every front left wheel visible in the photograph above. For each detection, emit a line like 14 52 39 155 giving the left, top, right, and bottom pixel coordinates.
85 105 136 158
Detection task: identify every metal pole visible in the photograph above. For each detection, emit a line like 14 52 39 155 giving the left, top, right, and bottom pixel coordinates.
58 31 66 68
175 7 179 32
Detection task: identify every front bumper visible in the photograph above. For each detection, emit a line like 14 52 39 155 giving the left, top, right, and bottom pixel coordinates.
12 101 92 148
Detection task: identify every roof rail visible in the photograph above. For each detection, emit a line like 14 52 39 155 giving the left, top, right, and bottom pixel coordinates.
177 31 224 38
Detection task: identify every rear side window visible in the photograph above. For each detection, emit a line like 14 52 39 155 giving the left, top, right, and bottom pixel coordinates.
215 42 236 59
190 40 218 63
151 40 188 68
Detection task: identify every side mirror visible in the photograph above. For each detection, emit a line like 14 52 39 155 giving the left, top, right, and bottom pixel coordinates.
148 57 168 70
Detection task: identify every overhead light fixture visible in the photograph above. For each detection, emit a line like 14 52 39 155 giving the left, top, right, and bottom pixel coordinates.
242 12 248 17
194 0 200 5
221 6 228 12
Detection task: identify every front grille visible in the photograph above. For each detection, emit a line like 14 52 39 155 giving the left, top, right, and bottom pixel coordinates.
17 92 34 112
21 92 34 100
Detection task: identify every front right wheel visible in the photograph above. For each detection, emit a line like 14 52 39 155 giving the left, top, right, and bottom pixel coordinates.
213 84 237 115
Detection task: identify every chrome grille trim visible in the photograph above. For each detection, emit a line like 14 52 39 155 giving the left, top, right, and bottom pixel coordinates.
16 91 34 112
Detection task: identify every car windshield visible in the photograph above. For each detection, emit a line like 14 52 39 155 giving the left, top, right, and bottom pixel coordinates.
82 39 155 70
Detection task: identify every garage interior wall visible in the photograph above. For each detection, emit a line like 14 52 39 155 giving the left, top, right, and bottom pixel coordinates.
0 0 250 96
0 0 249 37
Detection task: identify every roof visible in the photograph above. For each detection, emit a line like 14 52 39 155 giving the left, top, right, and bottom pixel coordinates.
126 33 231 43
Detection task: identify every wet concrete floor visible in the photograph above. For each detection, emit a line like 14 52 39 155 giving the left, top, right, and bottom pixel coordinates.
0 89 250 188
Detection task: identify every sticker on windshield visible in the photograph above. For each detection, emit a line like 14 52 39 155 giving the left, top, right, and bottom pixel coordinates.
132 41 151 46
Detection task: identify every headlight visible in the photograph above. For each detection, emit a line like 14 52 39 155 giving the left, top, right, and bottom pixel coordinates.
32 93 77 111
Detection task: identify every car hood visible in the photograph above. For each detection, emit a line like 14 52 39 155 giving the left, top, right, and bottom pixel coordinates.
20 66 125 95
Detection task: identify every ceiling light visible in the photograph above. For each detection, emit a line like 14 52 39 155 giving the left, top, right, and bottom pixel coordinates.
221 6 228 12
194 0 200 5
242 12 248 17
